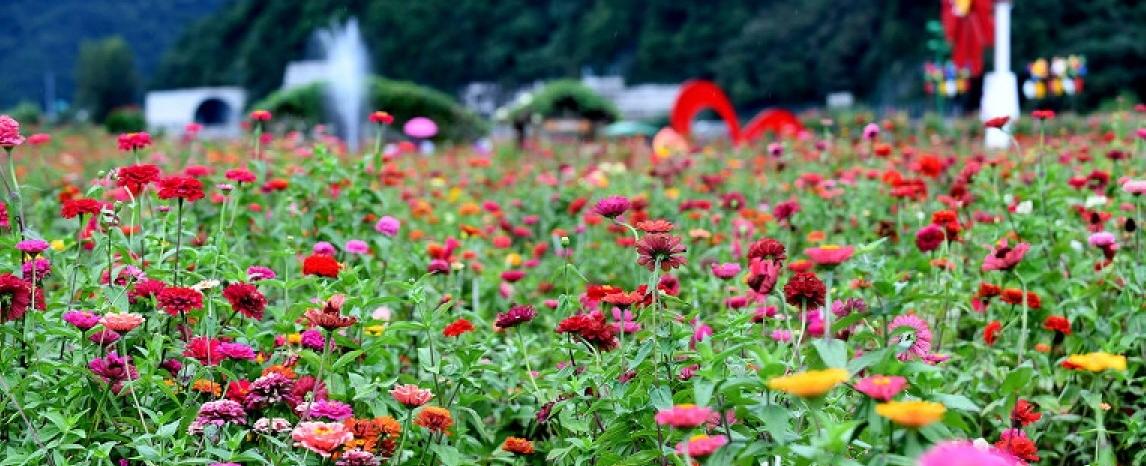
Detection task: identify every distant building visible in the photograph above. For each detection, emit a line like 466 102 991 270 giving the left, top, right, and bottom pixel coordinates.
144 87 246 138
282 60 329 89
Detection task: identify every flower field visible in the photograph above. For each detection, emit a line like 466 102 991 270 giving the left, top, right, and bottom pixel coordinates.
0 110 1143 466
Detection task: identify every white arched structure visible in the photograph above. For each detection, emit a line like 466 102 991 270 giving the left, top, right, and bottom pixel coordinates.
145 87 247 138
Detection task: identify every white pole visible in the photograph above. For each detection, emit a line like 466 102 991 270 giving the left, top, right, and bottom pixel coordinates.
981 0 1020 150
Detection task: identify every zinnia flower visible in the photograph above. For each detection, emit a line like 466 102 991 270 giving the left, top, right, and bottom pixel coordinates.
100 312 144 332
374 216 400 237
116 164 160 195
854 375 907 401
88 351 138 393
915 224 946 252
889 314 932 360
1062 352 1126 372
442 318 474 337
501 437 534 455
981 240 1030 272
223 282 267 320
635 234 687 271
593 196 630 218
767 368 848 398
390 384 433 407
876 400 946 428
994 428 1039 462
654 404 715 428
1042 315 1070 335
369 110 394 125
783 272 825 308
804 245 854 266
917 440 1021 466
157 287 204 316
710 262 741 280
494 304 536 329
157 176 205 202
414 406 453 433
64 310 101 330
0 274 35 322
291 421 352 457
983 320 1002 346
674 434 728 458
984 116 1010 129
303 254 341 278
1010 399 1040 427
0 115 26 147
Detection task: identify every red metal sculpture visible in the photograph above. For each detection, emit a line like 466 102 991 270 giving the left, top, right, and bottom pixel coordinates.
940 0 995 76
670 80 803 145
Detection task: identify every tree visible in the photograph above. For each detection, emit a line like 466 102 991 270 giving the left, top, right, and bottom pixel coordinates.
75 36 141 122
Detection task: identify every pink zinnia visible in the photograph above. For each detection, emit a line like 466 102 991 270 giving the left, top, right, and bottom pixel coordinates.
375 216 400 237
100 312 145 332
1123 179 1146 195
345 239 369 255
770 329 792 342
390 384 433 407
981 240 1030 272
655 404 715 428
804 245 854 266
593 196 630 218
675 434 728 458
889 314 932 361
854 375 907 401
1087 231 1117 249
917 440 1020 466
64 310 101 330
0 115 25 148
710 262 741 280
862 122 880 140
291 421 352 457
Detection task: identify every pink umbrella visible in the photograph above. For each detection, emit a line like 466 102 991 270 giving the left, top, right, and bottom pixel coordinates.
403 117 438 139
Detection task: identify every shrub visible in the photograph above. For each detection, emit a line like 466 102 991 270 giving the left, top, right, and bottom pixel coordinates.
508 79 620 123
254 77 487 142
103 106 146 133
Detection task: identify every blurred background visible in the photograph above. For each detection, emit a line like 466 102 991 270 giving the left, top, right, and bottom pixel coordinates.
0 0 1142 137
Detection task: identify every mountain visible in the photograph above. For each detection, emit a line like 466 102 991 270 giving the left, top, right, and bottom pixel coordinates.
0 0 229 109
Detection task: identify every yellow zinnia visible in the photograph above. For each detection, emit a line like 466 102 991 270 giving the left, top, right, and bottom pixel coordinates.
876 400 946 428
1066 352 1127 372
767 368 848 398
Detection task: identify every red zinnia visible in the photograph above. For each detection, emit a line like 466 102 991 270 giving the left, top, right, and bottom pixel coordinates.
60 198 103 219
249 110 272 122
0 274 36 322
1042 315 1071 335
222 282 267 320
128 279 167 304
225 168 257 184
983 320 1002 346
157 176 205 202
782 272 825 308
555 312 617 350
442 318 475 337
157 287 204 316
116 164 160 195
1011 399 1041 427
984 116 1010 129
369 111 394 125
747 237 787 263
495 304 536 329
995 429 1039 462
302 254 341 278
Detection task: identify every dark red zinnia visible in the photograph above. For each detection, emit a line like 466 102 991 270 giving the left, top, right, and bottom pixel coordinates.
495 304 536 329
635 234 687 271
782 272 825 308
223 282 267 320
128 279 167 304
983 320 1002 346
747 237 787 263
0 274 35 322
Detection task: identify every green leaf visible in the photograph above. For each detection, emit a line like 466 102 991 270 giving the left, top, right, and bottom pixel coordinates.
431 444 463 466
693 379 714 407
812 338 847 368
933 393 980 412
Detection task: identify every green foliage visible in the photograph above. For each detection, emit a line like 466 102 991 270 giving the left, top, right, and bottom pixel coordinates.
103 106 146 133
509 80 620 123
74 36 141 122
254 77 487 141
4 101 43 126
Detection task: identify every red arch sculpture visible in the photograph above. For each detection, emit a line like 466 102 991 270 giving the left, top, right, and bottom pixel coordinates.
941 0 994 76
669 80 804 145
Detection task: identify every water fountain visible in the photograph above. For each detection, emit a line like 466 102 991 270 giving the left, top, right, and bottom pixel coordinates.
316 18 370 151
